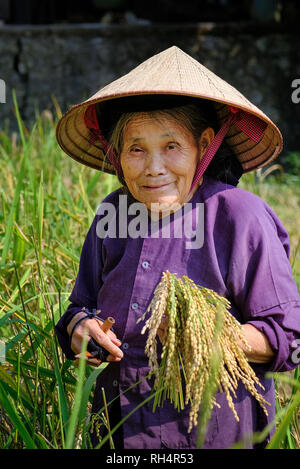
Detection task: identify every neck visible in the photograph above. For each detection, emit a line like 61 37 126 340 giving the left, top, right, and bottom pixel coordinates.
186 176 203 202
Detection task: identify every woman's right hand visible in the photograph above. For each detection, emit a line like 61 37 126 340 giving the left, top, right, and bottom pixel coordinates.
67 312 124 366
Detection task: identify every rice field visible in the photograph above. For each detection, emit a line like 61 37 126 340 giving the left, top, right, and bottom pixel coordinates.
0 98 299 449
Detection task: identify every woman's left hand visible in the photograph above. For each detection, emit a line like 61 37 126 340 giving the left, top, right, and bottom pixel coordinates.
238 324 275 364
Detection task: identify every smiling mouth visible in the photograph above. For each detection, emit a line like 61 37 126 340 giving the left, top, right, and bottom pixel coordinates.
142 182 173 190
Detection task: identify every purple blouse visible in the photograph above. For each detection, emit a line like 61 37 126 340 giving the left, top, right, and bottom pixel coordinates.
55 174 300 449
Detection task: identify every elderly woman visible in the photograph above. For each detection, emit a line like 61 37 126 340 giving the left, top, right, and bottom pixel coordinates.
55 47 300 449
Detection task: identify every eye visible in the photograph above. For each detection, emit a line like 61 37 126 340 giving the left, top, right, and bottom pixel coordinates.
130 146 143 153
166 142 179 150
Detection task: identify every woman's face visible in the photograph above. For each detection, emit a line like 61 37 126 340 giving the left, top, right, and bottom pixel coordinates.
120 114 213 215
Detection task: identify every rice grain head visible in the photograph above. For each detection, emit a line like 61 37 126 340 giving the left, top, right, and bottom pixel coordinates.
138 271 270 432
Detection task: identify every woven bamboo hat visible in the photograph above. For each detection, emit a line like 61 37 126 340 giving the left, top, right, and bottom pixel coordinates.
56 46 283 181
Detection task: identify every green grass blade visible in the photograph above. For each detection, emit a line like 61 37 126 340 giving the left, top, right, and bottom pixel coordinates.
0 381 37 449
78 173 95 225
78 362 108 424
5 356 75 385
52 342 70 432
12 90 27 149
37 170 45 262
266 389 300 449
96 389 157 449
0 155 26 265
65 333 88 449
0 369 35 412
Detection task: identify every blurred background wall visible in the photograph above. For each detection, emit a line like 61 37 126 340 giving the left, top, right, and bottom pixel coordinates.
0 0 300 157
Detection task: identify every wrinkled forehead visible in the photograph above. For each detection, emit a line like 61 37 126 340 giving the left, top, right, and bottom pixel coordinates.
122 112 193 140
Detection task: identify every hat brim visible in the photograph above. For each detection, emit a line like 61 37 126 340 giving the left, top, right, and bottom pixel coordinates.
56 47 283 175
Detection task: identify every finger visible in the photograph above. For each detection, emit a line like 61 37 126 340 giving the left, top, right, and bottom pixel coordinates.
72 321 123 359
105 328 121 343
106 354 122 362
92 320 121 345
111 337 122 346
92 331 124 360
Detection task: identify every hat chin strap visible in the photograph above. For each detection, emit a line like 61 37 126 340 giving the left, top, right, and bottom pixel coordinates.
189 111 237 195
189 106 268 194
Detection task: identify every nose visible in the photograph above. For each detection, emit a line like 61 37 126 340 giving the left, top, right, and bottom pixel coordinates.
144 151 167 176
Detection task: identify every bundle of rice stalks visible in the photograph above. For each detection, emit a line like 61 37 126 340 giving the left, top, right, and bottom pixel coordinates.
137 271 270 433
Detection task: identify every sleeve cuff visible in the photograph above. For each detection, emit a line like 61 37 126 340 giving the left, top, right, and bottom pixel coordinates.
246 317 297 374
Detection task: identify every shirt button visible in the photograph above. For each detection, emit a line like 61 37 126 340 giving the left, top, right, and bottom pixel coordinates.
131 302 139 310
112 380 118 387
122 343 129 350
142 260 150 269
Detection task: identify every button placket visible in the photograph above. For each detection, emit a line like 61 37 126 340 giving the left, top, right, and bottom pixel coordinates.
121 237 154 352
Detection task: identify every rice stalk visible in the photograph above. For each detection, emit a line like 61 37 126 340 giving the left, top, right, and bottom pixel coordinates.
138 271 270 433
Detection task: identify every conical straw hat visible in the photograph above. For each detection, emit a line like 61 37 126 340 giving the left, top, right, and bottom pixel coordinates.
56 46 282 175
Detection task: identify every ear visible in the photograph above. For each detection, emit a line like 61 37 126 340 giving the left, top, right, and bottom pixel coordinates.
198 127 215 158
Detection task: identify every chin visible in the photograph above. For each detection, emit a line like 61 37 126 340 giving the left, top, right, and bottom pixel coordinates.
146 196 182 213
